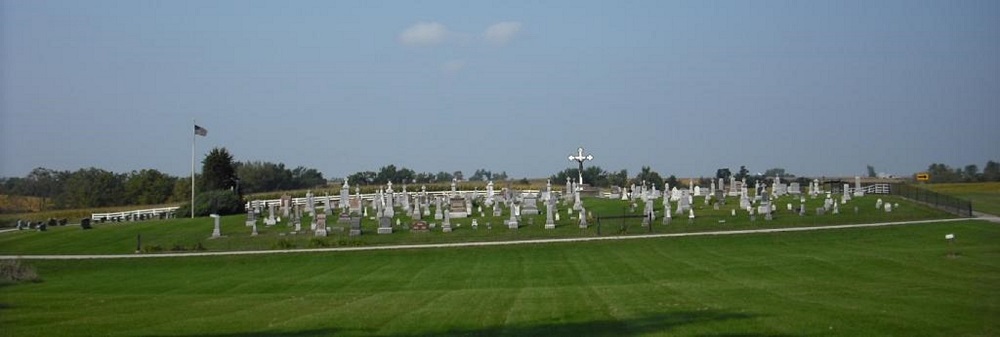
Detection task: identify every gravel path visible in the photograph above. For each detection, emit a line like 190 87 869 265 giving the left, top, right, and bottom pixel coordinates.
2 217 993 260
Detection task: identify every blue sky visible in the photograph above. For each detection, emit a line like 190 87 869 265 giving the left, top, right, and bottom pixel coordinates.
2 0 998 180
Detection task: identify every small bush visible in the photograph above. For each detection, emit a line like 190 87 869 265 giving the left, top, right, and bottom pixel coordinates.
308 238 329 248
0 260 42 284
142 245 164 253
273 239 295 250
170 243 187 252
191 242 206 251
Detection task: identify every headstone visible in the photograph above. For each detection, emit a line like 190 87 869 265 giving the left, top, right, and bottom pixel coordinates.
265 203 278 226
281 194 292 217
323 194 332 215
210 214 221 238
854 176 864 197
314 213 328 236
340 180 351 211
80 218 92 230
544 197 556 229
378 216 392 234
251 221 259 236
449 197 467 218
521 196 539 216
434 197 444 220
486 180 496 206
349 217 362 236
442 207 453 232
507 204 519 229
245 208 257 227
411 220 429 232
578 207 588 228
884 203 892 212
306 190 315 215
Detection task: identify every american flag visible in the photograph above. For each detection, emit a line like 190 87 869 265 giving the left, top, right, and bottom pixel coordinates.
194 125 208 137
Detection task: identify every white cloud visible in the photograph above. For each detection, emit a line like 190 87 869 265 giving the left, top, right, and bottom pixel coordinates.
398 22 450 46
483 21 522 46
442 60 466 73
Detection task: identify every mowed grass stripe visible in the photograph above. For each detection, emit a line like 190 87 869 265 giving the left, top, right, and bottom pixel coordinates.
1 220 997 336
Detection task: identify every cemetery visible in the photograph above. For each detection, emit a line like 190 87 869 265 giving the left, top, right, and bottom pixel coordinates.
0 177 960 255
1 151 997 336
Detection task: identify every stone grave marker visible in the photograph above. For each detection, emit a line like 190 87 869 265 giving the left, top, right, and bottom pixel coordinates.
411 220 429 232
378 216 392 234
210 214 222 238
315 213 328 237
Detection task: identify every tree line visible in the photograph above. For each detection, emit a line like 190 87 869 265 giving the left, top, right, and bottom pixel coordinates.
0 147 327 210
345 166 510 186
922 161 1000 183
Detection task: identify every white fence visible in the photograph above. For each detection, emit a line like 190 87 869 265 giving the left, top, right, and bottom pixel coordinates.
91 207 181 222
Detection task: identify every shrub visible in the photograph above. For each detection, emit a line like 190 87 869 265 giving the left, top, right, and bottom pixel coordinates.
0 260 42 284
170 243 186 252
273 239 295 250
142 244 164 253
175 190 245 217
191 242 206 251
308 238 329 248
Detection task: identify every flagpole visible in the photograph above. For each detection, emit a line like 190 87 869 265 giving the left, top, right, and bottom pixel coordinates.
191 119 196 218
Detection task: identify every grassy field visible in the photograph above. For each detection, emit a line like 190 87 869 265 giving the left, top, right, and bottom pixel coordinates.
1 220 997 336
920 182 1000 216
0 194 954 255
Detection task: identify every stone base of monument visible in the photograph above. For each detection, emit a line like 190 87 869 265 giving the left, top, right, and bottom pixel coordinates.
441 225 452 232
544 223 556 229
448 211 468 219
377 227 393 234
507 221 518 229
349 229 361 236
315 228 327 237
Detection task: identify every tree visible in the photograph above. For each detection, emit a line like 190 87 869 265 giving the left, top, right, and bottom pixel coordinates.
666 175 679 188
61 168 126 208
452 171 464 181
867 165 877 178
762 168 793 179
202 148 237 192
435 171 454 182
631 166 664 187
715 168 732 180
963 165 980 182
125 169 176 205
236 161 292 193
984 161 1000 182
927 163 961 183
734 166 750 181
347 171 377 185
607 169 628 187
469 169 492 181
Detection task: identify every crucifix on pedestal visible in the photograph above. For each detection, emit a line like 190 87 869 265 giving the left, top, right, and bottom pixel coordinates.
567 147 594 186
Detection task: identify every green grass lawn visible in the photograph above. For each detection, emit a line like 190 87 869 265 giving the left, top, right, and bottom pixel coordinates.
0 195 953 255
920 182 1000 216
1 220 997 336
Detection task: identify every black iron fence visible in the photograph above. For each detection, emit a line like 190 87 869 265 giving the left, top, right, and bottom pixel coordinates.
889 183 973 217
